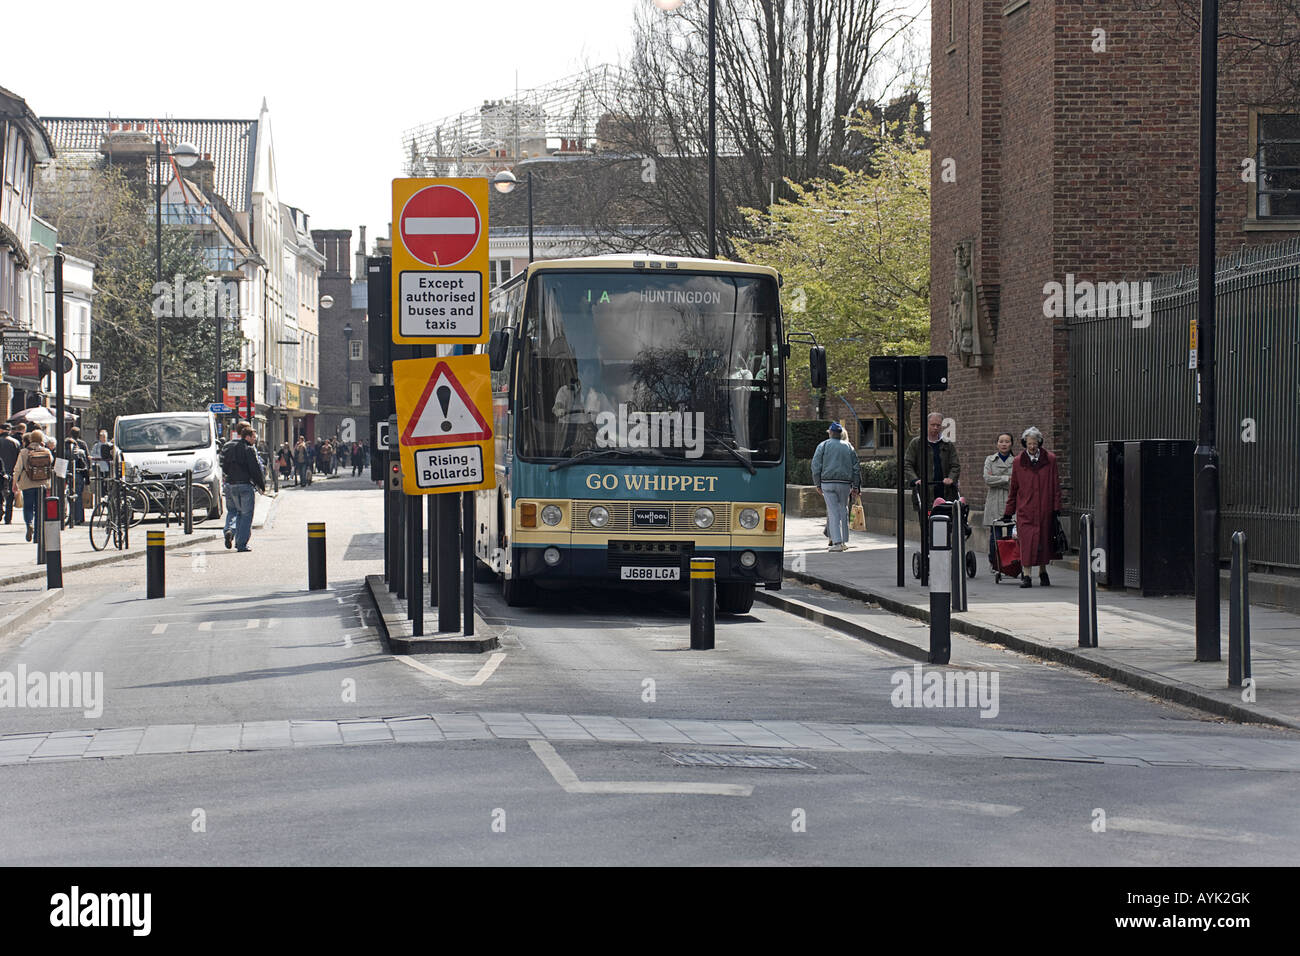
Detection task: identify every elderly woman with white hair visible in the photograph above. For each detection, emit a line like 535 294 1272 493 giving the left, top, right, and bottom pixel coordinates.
1002 426 1062 588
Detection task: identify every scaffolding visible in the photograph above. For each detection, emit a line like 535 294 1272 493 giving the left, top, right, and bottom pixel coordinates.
401 65 633 177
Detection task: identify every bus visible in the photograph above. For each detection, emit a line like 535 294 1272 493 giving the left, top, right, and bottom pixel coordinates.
477 254 822 614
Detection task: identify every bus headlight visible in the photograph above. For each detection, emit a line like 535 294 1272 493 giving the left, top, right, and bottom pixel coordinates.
588 506 610 528
541 504 562 526
738 508 760 530
693 507 715 529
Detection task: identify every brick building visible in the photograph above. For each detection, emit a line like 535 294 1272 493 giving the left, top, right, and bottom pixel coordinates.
311 227 371 445
931 0 1299 509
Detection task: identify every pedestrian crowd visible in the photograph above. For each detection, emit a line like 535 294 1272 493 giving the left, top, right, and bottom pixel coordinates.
279 436 369 487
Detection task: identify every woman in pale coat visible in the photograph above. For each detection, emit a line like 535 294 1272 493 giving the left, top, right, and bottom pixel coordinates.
983 432 1015 567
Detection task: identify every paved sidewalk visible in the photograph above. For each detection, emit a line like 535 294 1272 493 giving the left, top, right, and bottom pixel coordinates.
0 489 278 587
778 518 1300 729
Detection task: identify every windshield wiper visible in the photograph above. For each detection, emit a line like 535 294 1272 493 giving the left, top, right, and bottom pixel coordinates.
548 447 671 472
704 428 756 475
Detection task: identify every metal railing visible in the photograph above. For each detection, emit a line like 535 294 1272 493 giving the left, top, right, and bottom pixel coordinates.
1067 236 1300 568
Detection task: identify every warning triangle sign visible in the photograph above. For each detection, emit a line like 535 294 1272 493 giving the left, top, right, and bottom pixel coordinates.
401 361 493 445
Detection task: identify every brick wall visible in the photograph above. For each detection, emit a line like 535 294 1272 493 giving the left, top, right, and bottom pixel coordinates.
932 0 1297 513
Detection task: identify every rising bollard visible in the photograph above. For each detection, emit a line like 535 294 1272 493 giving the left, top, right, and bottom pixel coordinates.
689 557 716 650
308 522 327 591
1229 531 1252 688
928 512 951 665
146 530 165 599
44 496 62 590
1079 514 1099 648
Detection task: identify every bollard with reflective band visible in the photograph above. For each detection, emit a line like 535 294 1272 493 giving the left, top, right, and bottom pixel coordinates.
1079 514 1099 648
1229 531 1251 688
689 557 716 650
308 522 327 591
44 496 62 590
928 514 951 665
146 530 165 599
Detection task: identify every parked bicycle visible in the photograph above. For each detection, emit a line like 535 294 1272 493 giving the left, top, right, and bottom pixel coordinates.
89 477 133 551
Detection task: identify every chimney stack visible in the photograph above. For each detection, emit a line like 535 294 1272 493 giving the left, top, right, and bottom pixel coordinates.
355 225 367 280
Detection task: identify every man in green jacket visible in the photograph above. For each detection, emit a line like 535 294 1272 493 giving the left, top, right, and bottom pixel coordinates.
812 422 860 552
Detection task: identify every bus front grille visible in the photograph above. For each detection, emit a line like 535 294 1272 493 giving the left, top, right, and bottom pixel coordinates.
575 500 732 533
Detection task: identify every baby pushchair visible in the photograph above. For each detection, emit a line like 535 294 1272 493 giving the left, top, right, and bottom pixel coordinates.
912 488 977 581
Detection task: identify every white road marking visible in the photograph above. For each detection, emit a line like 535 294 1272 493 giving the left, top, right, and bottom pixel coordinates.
396 651 506 687
197 619 263 631
885 795 1023 817
152 623 168 635
1107 817 1257 843
528 740 753 797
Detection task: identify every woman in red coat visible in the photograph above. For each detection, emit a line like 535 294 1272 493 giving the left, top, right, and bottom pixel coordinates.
1002 426 1062 588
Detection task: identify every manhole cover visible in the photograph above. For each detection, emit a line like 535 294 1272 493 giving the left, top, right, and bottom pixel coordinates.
664 751 815 770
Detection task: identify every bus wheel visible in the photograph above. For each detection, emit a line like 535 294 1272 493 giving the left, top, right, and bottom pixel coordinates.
716 582 755 615
502 574 536 607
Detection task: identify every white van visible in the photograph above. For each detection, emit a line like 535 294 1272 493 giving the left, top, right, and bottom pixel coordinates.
114 411 223 518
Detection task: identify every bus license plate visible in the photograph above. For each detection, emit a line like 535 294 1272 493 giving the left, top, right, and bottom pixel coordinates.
620 566 680 581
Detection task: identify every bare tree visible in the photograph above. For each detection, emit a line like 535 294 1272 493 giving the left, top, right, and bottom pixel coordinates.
591 0 927 257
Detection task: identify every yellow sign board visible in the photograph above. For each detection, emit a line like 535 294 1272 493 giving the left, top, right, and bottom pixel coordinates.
392 354 496 495
391 177 489 346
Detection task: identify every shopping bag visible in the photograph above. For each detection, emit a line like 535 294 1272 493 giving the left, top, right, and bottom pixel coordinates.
850 500 866 531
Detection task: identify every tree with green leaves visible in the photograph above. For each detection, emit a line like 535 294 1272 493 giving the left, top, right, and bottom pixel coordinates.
36 165 243 430
734 115 929 444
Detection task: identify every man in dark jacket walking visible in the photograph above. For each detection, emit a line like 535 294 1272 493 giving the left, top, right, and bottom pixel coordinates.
0 424 19 524
221 424 265 552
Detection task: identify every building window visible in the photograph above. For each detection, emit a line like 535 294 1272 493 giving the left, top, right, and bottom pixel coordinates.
349 339 362 360
857 419 877 449
878 419 894 449
489 259 513 288
350 382 361 406
1257 113 1300 220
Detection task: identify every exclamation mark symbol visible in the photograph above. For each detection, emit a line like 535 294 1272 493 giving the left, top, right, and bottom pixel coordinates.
437 385 452 431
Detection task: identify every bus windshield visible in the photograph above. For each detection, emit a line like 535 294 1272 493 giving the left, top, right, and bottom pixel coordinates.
518 271 782 464
116 416 211 452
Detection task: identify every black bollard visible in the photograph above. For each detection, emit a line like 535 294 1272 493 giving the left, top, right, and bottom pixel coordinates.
928 513 951 665
1079 514 1099 648
146 530 165 599
44 496 62 590
1229 531 1251 688
184 469 194 535
689 557 715 650
308 522 327 590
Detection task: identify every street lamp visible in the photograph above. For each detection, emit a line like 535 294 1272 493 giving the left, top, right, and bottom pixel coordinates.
155 139 200 412
492 169 534 264
653 0 716 258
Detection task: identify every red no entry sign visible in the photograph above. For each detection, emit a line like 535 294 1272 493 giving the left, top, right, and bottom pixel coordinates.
399 184 482 267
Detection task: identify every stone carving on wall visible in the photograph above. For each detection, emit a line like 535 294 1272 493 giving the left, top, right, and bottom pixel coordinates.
949 240 992 368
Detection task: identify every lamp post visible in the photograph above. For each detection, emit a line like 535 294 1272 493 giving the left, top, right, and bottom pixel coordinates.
492 169 534 263
653 0 716 258
342 321 353 424
154 140 200 412
1194 0 1221 661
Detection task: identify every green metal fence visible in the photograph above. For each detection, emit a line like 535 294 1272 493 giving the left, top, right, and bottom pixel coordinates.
1068 236 1300 569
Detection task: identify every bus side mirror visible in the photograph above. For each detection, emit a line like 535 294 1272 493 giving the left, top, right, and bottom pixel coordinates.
489 329 511 371
809 346 827 390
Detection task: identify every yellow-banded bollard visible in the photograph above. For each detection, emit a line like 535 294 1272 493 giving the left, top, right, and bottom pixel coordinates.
308 522 327 590
146 530 165 599
689 557 715 650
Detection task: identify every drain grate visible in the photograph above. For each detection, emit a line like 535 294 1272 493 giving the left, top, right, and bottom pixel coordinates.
664 751 815 770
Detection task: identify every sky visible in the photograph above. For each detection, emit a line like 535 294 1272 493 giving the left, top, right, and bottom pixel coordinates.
7 0 928 261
